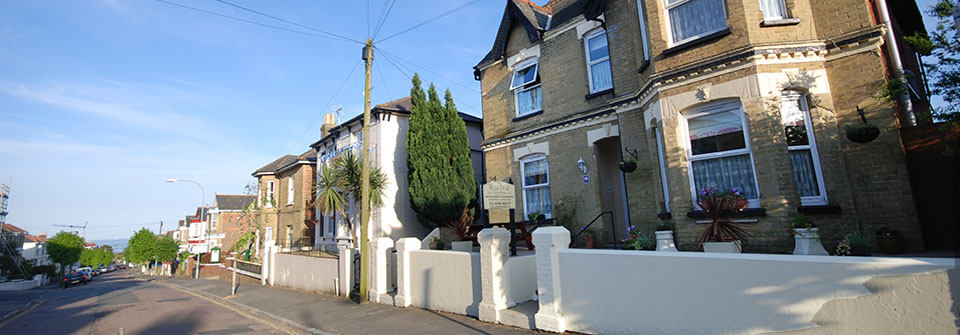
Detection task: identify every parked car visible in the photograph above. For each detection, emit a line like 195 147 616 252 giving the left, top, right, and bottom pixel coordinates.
77 268 94 281
61 271 88 288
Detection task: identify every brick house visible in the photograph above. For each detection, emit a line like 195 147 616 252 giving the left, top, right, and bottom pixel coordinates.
310 97 485 251
206 194 256 253
473 0 929 253
252 149 317 251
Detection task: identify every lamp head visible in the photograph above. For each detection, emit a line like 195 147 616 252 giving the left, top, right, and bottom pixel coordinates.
166 178 177 183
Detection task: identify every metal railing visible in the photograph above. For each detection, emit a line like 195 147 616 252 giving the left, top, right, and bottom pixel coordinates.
234 259 262 279
570 211 615 249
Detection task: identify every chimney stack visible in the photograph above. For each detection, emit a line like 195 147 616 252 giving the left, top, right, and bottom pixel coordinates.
320 113 337 139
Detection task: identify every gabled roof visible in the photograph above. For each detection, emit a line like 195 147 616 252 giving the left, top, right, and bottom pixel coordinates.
214 195 257 211
475 0 552 70
1 224 27 234
475 0 605 71
25 235 46 243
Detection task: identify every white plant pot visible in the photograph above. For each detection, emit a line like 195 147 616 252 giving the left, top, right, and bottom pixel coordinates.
451 241 473 252
792 228 829 255
655 230 678 252
703 240 742 253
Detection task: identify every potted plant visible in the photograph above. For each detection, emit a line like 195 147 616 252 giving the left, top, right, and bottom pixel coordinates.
845 106 880 143
791 214 829 255
696 187 749 253
619 148 639 173
835 231 870 256
450 212 474 252
625 229 655 251
876 227 902 254
655 222 677 251
584 229 596 249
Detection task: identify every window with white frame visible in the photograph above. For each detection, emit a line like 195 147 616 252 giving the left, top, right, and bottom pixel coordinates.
585 29 613 93
521 155 552 218
266 180 275 207
210 213 218 231
781 90 827 205
637 0 650 61
511 58 542 117
683 100 760 207
654 122 671 213
664 0 728 45
287 176 294 205
759 0 788 20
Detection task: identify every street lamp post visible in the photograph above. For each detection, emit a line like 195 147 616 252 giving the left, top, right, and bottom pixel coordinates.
167 178 206 279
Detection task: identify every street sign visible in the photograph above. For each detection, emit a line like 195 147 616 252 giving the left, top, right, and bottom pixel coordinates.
189 244 209 253
483 180 516 209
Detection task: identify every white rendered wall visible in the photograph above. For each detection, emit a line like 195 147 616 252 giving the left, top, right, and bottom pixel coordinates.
554 250 955 334
506 255 537 303
408 249 482 316
372 115 427 242
272 253 340 294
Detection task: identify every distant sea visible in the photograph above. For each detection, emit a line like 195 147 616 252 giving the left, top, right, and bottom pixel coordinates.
90 239 128 253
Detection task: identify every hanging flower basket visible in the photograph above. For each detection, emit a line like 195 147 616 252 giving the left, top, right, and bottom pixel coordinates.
845 125 880 143
618 160 637 173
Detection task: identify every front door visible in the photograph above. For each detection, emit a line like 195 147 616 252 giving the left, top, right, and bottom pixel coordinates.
595 137 630 244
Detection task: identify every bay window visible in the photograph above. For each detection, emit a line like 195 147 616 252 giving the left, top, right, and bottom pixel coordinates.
683 100 760 207
664 0 728 45
521 155 552 218
584 29 613 93
781 90 827 205
511 58 542 117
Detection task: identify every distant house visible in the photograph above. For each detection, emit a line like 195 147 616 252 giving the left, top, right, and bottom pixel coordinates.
1 223 27 253
22 234 50 267
252 149 317 251
184 207 210 252
207 194 256 253
309 96 484 251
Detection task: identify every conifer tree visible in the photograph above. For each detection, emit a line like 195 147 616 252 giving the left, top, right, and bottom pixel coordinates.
407 74 478 229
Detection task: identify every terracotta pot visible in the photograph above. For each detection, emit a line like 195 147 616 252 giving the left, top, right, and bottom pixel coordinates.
877 236 902 254
585 234 596 249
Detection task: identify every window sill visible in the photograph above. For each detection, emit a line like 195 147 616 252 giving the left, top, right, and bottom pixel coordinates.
637 59 650 73
657 212 672 220
797 204 841 215
585 88 613 100
686 207 767 219
760 18 801 27
662 28 732 57
512 110 543 122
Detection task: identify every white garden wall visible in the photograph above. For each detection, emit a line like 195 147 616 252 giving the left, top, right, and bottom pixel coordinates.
553 249 954 334
506 254 537 303
407 249 482 316
272 253 340 294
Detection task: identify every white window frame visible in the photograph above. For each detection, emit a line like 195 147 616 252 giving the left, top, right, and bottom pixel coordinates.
681 100 761 208
663 0 729 46
287 176 295 206
759 0 788 21
637 0 650 61
266 180 275 208
512 58 542 117
520 154 552 219
654 123 671 213
782 90 828 206
210 213 218 231
584 28 613 93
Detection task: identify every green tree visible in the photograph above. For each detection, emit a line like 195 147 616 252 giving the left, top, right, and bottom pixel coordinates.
910 0 960 126
312 150 387 247
155 236 179 262
47 231 84 276
125 228 157 265
406 73 477 229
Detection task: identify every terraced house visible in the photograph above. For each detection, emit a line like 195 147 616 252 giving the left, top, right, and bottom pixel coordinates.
253 149 317 251
474 0 931 252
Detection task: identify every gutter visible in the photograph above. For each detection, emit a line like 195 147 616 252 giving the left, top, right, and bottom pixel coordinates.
876 0 917 126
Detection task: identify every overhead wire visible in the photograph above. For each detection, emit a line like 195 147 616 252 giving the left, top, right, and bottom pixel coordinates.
378 51 481 114
376 0 480 43
213 0 364 44
372 0 398 40
287 59 364 152
375 58 394 103
377 48 481 94
152 0 361 44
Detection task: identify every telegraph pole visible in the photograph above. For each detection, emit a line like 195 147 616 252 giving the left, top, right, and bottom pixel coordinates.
359 38 373 300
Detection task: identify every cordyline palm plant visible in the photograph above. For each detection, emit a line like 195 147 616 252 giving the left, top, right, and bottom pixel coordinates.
312 150 387 247
696 187 749 249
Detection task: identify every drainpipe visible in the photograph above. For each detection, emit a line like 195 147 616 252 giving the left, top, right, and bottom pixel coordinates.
875 0 917 126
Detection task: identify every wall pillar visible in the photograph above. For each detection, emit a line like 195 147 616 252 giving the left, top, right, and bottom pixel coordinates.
478 227 514 323
337 244 354 297
532 227 569 333
394 237 420 307
370 237 395 304
261 240 275 286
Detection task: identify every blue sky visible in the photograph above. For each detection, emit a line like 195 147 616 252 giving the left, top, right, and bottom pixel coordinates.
0 0 504 240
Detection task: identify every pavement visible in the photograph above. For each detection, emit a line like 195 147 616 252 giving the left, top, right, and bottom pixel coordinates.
160 276 543 335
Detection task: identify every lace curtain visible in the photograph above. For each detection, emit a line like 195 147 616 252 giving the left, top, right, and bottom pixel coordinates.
668 0 726 42
691 154 758 199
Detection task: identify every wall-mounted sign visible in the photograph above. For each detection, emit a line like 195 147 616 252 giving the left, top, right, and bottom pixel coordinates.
583 174 590 184
483 180 516 209
489 208 511 224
